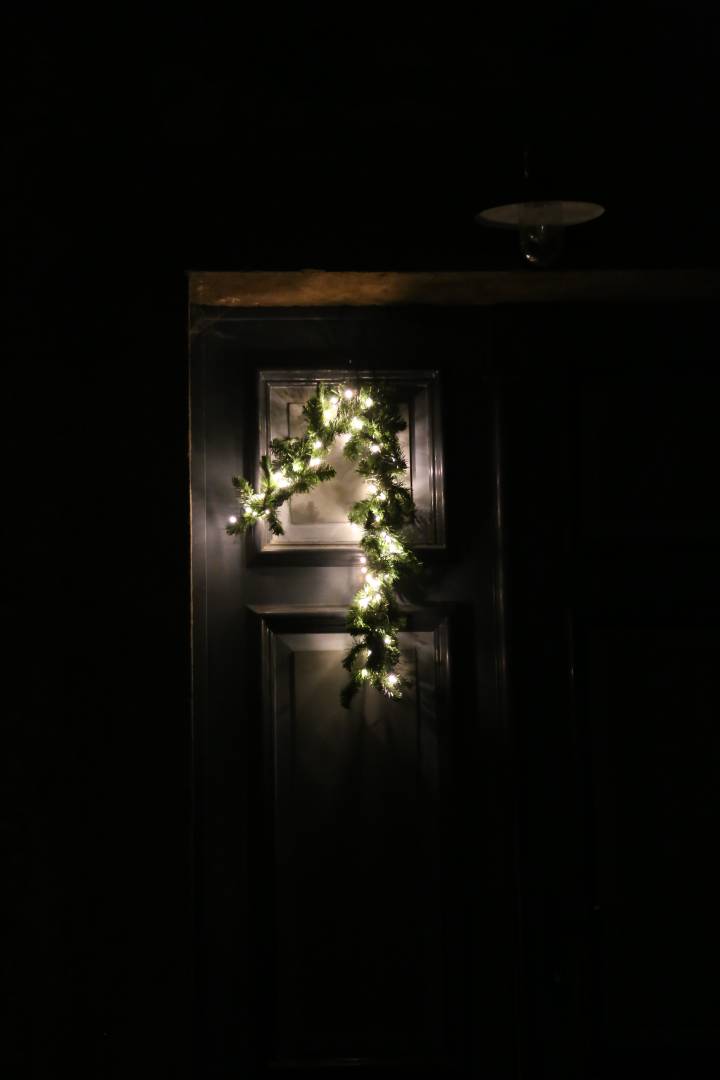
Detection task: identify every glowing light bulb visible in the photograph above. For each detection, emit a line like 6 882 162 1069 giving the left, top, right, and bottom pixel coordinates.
329 396 338 406
386 673 399 687
372 593 381 603
358 596 370 609
292 461 303 472
383 635 392 645
273 472 290 488
310 457 322 467
360 667 368 678
378 492 387 501
366 574 379 589
350 417 363 431
343 388 354 399
369 443 380 454
228 515 238 524
365 397 374 408
366 482 378 495
361 567 367 575
366 649 372 657
323 410 333 423
359 556 367 564
313 438 322 449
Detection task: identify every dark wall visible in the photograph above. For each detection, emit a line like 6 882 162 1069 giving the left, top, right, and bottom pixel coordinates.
498 303 720 1078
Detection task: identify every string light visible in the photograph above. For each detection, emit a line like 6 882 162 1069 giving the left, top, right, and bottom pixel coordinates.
227 379 420 708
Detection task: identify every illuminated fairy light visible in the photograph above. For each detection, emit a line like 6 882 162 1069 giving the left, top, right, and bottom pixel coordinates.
227 379 420 708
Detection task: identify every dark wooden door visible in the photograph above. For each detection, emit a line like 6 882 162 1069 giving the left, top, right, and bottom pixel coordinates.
190 307 516 1079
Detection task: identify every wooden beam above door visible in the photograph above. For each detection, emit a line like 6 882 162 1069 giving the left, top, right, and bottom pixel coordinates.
189 269 720 308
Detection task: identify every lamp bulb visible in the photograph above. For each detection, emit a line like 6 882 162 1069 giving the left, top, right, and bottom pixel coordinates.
343 388 354 399
370 444 380 454
228 515 238 524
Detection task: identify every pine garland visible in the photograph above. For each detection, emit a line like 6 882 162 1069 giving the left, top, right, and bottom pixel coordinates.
227 381 422 707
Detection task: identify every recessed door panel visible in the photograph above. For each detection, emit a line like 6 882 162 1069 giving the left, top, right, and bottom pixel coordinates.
259 612 451 1064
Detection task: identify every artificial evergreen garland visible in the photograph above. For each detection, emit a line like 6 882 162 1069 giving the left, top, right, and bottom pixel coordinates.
227 381 422 707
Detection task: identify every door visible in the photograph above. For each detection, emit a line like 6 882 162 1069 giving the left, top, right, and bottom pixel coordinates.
190 304 516 1079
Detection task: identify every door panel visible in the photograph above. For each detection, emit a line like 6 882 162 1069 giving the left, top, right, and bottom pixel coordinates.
257 610 451 1064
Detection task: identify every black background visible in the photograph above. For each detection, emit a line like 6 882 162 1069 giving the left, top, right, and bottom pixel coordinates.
4 6 720 1077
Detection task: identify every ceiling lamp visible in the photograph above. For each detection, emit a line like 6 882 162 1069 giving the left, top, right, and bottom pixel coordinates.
475 199 605 266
